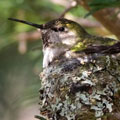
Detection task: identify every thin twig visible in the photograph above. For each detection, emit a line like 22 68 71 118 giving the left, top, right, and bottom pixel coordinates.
59 0 78 18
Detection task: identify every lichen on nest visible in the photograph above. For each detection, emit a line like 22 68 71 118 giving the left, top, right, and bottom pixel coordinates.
39 55 120 120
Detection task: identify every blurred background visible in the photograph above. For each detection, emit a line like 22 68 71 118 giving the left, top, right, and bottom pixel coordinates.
0 0 120 120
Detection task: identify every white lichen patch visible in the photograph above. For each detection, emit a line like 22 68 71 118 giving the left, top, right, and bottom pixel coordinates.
102 99 113 112
81 79 95 86
79 93 90 105
92 94 101 101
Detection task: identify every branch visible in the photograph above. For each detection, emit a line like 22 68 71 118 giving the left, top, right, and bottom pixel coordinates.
73 18 102 28
16 30 41 54
59 0 78 18
77 0 120 39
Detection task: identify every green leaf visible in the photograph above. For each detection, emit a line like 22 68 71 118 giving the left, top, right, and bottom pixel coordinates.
85 0 120 17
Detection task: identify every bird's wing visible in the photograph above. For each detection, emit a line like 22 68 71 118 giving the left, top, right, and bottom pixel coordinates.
75 42 120 55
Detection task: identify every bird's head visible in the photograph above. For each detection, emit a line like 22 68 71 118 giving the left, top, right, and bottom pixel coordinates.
8 18 88 67
43 18 88 47
8 18 88 48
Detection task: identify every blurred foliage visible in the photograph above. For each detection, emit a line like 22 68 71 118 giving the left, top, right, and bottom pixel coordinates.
86 0 120 17
0 0 118 120
0 41 42 120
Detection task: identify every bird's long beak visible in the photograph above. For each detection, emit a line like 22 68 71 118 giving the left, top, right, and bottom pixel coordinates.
8 18 44 29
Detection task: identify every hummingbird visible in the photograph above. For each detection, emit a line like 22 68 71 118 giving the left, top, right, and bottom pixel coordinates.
8 18 118 68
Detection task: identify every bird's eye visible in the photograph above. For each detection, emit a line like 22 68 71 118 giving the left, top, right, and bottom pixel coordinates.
58 27 65 32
